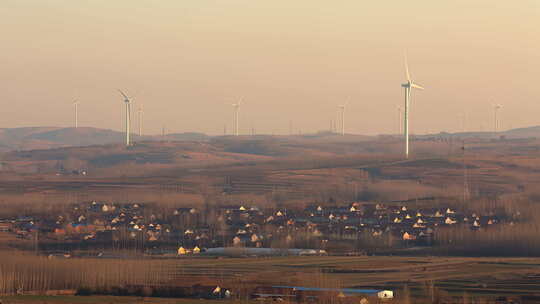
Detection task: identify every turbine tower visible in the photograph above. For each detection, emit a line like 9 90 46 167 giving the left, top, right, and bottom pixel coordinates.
493 104 502 133
138 105 143 137
232 101 241 136
397 106 403 134
338 102 347 136
73 100 79 129
118 90 131 146
401 55 424 158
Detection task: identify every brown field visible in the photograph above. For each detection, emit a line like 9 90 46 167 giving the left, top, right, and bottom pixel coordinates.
162 256 540 296
2 136 540 208
2 255 540 303
3 136 540 302
0 296 246 304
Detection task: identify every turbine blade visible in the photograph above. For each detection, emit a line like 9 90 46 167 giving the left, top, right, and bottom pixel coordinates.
118 89 129 100
404 53 411 81
411 82 424 90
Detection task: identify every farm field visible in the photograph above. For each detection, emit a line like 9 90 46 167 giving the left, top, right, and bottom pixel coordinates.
3 136 540 209
167 256 540 297
0 295 250 304
3 137 540 302
2 256 540 303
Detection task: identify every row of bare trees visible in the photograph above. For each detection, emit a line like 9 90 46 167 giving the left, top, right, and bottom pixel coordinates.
0 251 174 295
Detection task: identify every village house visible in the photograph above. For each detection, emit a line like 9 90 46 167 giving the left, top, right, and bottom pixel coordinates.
2 200 512 255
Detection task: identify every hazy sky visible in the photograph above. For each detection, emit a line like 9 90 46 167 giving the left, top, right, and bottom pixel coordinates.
1 0 539 135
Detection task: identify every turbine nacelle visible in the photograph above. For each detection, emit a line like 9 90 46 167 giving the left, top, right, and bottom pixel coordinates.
232 100 242 108
118 90 131 103
401 81 424 90
338 100 348 110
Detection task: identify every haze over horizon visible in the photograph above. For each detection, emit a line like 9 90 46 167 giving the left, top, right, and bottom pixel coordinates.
1 0 539 136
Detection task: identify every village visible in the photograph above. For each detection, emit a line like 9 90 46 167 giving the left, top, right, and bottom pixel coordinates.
0 200 514 256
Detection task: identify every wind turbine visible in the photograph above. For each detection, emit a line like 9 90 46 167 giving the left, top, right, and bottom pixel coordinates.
338 101 348 136
73 100 79 128
118 90 131 146
401 54 424 158
493 104 502 133
138 105 143 137
232 101 241 136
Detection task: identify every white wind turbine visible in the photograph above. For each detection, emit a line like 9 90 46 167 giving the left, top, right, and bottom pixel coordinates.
232 100 241 136
401 55 424 158
73 100 79 128
338 101 348 136
493 104 502 133
118 90 131 146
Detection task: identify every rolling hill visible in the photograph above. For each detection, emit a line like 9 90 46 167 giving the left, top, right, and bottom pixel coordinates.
1 125 540 153
0 127 209 152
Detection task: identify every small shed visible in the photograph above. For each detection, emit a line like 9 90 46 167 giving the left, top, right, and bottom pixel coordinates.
377 290 394 299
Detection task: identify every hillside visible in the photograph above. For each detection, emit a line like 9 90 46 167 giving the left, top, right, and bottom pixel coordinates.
2 134 540 206
417 125 540 140
0 127 209 152
2 124 540 153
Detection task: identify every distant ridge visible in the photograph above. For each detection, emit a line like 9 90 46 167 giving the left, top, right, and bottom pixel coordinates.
416 125 540 140
1 125 540 152
0 127 209 152
503 126 540 138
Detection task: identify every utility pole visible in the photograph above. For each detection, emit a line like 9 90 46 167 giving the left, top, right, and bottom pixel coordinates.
494 104 502 133
462 140 470 202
